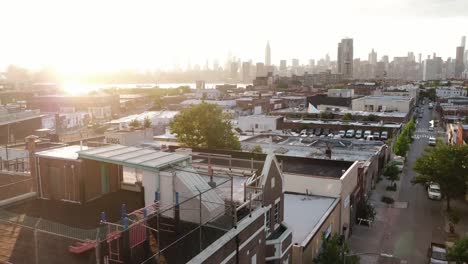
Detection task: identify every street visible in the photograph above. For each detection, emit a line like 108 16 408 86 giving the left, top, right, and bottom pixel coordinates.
350 103 446 264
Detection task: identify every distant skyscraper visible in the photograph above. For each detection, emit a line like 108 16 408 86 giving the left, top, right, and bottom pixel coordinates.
424 57 443 81
462 36 466 48
309 59 315 67
337 38 353 78
256 62 266 77
230 62 238 80
265 41 271 66
368 49 377 65
242 61 252 83
292 59 299 67
279 60 287 76
407 52 415 62
418 53 422 64
455 46 465 78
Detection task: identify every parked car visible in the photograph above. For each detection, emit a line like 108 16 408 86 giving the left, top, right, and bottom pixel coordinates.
427 183 442 200
346 129 355 138
355 130 363 139
428 126 434 132
373 131 380 139
391 157 404 171
428 137 436 146
365 135 375 141
418 114 423 118
315 128 322 136
322 128 330 136
338 130 346 138
300 129 308 137
364 130 372 138
427 243 448 264
307 129 315 135
380 131 389 140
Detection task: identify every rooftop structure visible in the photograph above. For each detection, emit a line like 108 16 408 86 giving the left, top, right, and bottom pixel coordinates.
35 145 90 160
242 135 387 162
78 144 189 172
284 193 337 244
352 95 414 113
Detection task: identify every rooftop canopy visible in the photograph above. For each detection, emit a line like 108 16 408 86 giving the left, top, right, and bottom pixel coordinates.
78 144 190 171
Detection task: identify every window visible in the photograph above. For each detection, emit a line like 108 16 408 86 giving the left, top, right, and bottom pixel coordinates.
271 176 275 188
255 124 259 129
266 209 271 230
251 254 257 264
274 201 280 224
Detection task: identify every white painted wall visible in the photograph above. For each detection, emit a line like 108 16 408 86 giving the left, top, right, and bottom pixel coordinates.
142 170 160 207
283 173 341 198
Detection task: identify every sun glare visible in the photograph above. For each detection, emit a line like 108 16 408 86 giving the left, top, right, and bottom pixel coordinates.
63 81 91 95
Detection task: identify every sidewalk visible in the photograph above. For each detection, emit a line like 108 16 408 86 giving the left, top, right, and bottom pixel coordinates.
349 175 404 263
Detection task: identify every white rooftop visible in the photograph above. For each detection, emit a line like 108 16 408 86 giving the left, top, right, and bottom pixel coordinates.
78 144 190 171
284 193 337 244
36 145 91 160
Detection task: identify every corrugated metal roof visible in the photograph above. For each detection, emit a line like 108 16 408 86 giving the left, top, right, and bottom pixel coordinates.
176 168 223 212
78 144 189 171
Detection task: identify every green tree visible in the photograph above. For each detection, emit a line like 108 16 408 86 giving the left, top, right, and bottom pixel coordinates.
363 114 378 122
129 119 141 128
314 234 359 264
251 145 263 154
153 96 163 110
394 134 410 156
412 144 468 211
320 112 333 120
170 103 241 150
143 116 152 128
342 113 354 121
448 236 468 264
356 197 376 222
383 163 400 185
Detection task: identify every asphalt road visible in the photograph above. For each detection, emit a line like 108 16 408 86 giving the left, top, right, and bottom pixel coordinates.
380 103 446 263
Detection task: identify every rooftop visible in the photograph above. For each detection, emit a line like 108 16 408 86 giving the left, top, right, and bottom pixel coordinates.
353 95 412 101
287 118 402 128
242 135 386 162
239 115 282 120
109 110 179 124
278 155 354 178
36 145 91 160
78 144 190 171
284 193 337 244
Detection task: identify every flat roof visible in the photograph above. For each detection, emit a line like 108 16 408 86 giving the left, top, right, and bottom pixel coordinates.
287 118 402 128
78 144 189 171
284 193 337 244
353 95 412 101
36 145 91 160
239 115 282 120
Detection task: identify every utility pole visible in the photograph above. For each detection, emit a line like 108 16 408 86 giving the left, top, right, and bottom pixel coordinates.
5 123 10 162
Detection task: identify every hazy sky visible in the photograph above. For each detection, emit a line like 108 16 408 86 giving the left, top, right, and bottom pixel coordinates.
1 0 467 74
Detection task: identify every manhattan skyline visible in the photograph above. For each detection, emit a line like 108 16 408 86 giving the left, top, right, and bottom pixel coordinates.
1 0 467 74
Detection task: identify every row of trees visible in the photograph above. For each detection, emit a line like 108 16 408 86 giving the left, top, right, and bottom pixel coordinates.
129 116 152 129
412 143 468 211
394 118 416 156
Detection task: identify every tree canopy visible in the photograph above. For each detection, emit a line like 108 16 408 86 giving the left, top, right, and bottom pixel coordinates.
448 236 468 264
314 234 359 264
342 113 354 121
143 116 152 128
383 163 400 185
412 144 468 210
170 103 241 150
394 119 416 157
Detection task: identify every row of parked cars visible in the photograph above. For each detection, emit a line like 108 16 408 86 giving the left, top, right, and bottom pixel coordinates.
298 128 389 140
